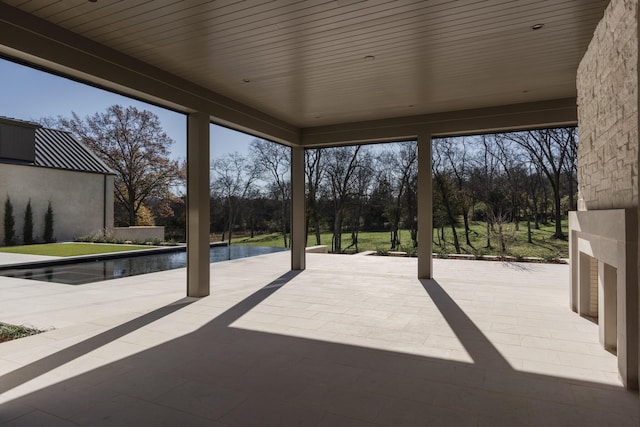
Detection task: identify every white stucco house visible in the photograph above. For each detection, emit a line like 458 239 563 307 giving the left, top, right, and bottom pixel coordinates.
0 116 114 244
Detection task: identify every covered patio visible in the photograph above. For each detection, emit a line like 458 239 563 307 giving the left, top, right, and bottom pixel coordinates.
0 253 637 426
0 0 607 289
0 0 639 422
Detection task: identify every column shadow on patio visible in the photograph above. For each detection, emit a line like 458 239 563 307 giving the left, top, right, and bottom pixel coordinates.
1 272 637 426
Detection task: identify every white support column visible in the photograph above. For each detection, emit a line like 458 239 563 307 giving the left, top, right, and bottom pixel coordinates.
187 112 210 297
417 131 433 279
291 146 306 270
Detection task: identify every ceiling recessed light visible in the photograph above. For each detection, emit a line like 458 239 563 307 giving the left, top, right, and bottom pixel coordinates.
364 55 375 61
531 23 544 30
242 78 251 83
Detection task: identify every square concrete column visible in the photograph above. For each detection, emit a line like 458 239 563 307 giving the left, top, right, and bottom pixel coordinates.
417 131 433 279
291 146 306 270
186 112 210 297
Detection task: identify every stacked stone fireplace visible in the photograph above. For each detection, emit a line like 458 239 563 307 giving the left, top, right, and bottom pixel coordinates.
572 0 639 390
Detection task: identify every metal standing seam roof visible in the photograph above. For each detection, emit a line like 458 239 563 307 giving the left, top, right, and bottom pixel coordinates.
34 127 114 175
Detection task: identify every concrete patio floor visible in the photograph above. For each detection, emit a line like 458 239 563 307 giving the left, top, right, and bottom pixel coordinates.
0 252 637 426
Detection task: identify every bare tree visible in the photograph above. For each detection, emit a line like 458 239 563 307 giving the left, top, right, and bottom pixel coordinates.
346 151 374 253
502 128 573 239
53 105 181 226
441 138 474 247
433 139 461 254
305 149 325 246
469 135 503 249
211 152 260 245
405 166 419 248
250 139 291 247
492 135 526 230
325 145 364 253
380 141 417 250
523 159 545 243
562 128 579 211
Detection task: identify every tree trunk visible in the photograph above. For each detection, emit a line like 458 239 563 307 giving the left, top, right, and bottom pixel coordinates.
314 216 321 246
249 213 255 238
450 222 460 254
128 201 136 226
391 227 398 250
281 219 288 247
568 174 575 211
541 193 549 225
391 194 403 250
333 232 341 253
527 214 532 244
552 176 565 239
532 198 540 229
281 197 288 247
309 198 322 245
227 201 234 246
333 211 343 253
227 210 235 245
305 209 310 246
462 210 473 247
353 202 363 253
485 220 492 249
435 176 460 253
442 202 460 253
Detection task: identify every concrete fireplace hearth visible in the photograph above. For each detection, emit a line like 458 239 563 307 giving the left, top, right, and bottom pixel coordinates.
569 209 639 390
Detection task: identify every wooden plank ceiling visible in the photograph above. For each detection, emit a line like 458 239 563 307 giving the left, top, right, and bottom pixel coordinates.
4 0 609 128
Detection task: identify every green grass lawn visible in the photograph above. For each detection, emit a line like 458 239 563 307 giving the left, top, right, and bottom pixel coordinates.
231 230 396 252
432 220 568 259
230 219 569 259
0 243 155 257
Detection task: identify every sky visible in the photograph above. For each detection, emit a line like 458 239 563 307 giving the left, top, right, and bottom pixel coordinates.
0 58 256 161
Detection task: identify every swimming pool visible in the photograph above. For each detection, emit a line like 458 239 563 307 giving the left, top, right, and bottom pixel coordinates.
0 245 288 285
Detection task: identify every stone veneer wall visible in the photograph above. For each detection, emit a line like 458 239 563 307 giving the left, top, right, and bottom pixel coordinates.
577 0 638 210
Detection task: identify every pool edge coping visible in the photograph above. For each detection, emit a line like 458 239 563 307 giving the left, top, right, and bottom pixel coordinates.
0 242 231 271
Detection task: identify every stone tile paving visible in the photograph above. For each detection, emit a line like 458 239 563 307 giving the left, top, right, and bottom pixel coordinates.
0 252 637 426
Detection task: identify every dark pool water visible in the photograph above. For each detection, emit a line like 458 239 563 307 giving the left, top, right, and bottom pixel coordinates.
0 246 288 285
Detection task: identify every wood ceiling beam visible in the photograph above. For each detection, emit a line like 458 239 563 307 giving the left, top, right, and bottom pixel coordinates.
301 98 578 146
